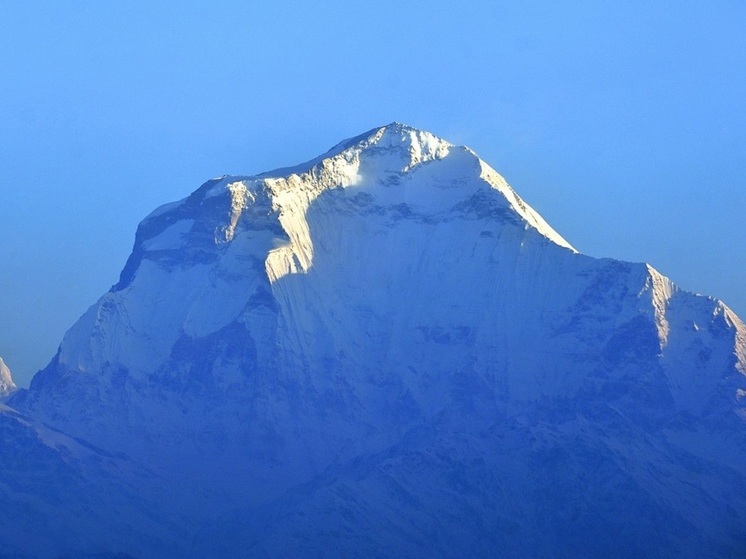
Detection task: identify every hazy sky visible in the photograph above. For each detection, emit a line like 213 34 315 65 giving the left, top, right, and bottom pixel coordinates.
2 1 745 387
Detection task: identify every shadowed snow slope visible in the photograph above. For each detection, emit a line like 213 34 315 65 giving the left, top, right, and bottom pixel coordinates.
4 123 746 558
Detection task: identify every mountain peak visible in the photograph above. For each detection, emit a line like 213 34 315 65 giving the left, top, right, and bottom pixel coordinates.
4 124 746 558
138 124 575 269
247 123 574 251
254 122 452 180
362 122 453 168
0 357 16 396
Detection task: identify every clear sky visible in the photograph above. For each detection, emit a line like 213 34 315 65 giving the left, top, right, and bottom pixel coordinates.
2 1 745 387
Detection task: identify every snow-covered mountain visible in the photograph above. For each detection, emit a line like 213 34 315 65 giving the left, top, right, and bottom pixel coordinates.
0 357 16 397
4 123 746 558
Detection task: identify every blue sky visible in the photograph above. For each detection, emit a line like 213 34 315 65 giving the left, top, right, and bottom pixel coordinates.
2 1 745 387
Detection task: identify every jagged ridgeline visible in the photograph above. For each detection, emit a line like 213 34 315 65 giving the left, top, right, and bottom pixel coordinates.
2 124 745 558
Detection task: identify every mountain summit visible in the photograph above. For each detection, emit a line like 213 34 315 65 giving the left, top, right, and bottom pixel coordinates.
0 357 15 396
4 124 746 558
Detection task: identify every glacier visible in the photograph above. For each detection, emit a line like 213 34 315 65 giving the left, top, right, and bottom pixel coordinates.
2 123 746 558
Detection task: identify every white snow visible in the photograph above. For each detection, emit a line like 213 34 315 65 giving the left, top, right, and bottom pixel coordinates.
0 357 16 396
